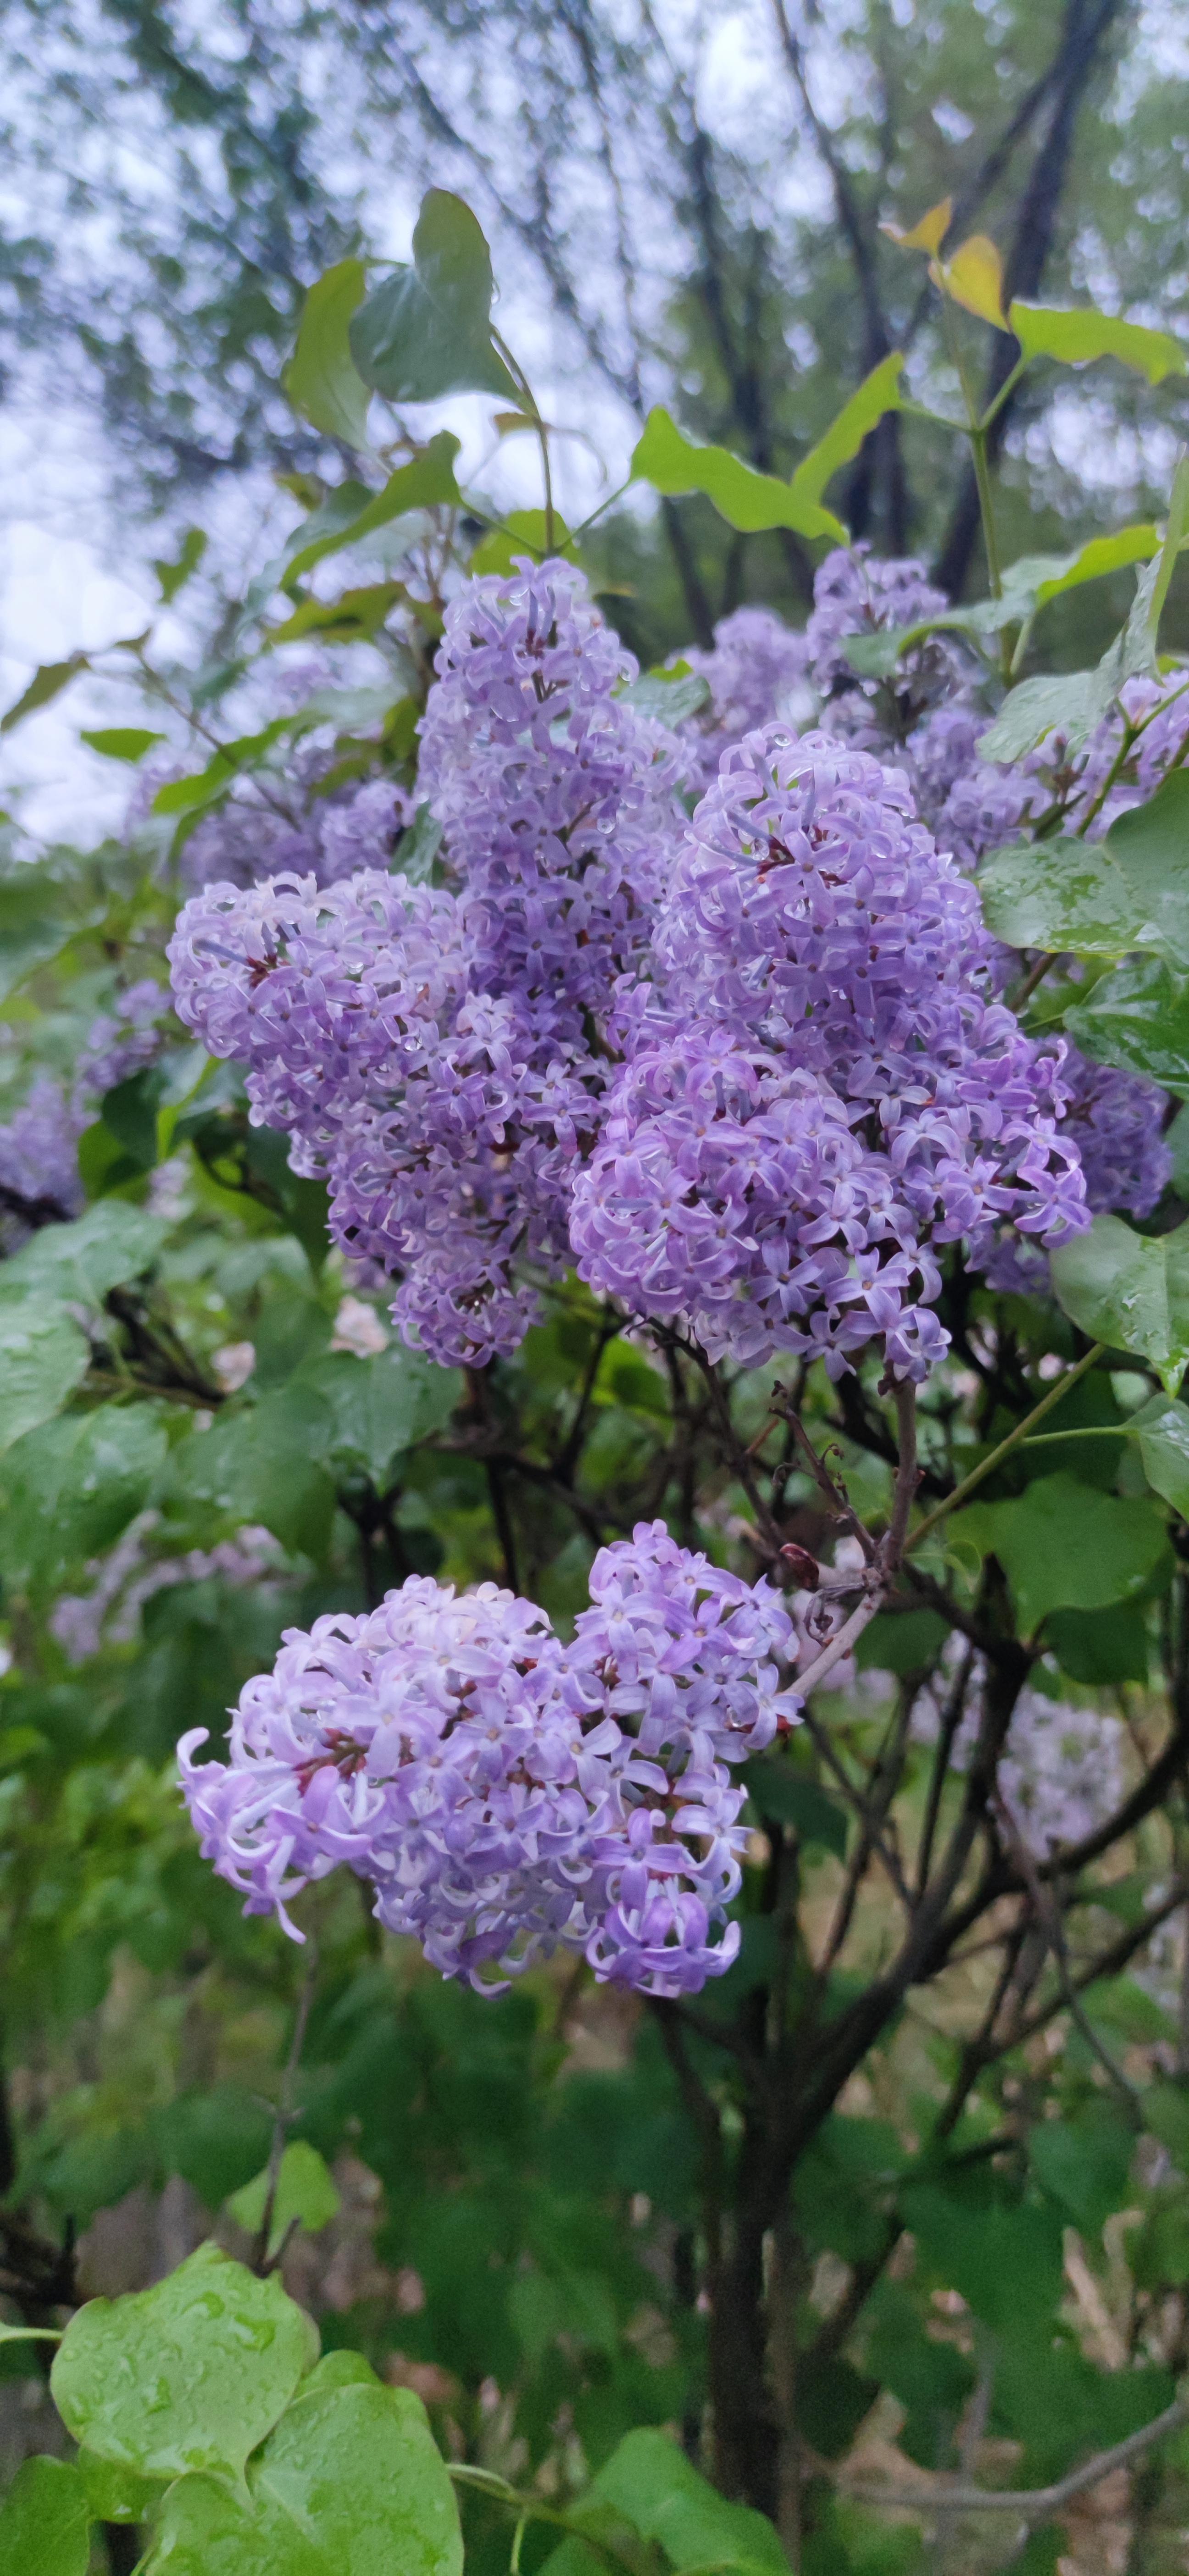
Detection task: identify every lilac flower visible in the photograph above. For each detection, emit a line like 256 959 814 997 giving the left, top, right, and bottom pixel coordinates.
178 1531 800 1995
51 1516 283 1665
75 978 166 1107
1017 672 1189 841
683 607 811 791
171 561 683 1366
0 979 170 1247
984 1045 1171 1294
0 1077 85 1233
570 1522 800 1993
181 776 414 896
912 1665 1126 1858
417 555 680 1023
569 1027 948 1379
625 727 1087 1368
906 704 1034 868
807 544 963 740
1060 1049 1171 1220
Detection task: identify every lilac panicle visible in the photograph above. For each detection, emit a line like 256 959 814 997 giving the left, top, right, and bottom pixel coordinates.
179 1528 800 1997
683 606 810 792
573 727 1086 1376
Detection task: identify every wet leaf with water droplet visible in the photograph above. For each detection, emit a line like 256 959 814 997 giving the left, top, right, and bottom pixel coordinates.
51 2242 317 2484
139 2357 463 2576
1051 1213 1189 1394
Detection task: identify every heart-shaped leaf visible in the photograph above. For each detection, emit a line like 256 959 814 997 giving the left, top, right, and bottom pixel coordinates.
140 2359 463 2576
1051 1212 1189 1393
350 191 516 402
285 258 372 447
50 2243 317 2483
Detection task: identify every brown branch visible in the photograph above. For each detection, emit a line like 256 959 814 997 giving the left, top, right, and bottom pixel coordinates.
846 2392 1189 2522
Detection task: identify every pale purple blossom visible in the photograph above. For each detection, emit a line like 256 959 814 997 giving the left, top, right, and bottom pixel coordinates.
178 1527 800 1995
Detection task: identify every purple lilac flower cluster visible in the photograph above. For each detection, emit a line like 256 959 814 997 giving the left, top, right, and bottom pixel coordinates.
574 729 1087 1377
50 1515 283 1665
806 543 961 738
912 1664 1125 1858
171 561 1103 1379
682 607 811 792
180 777 414 895
171 560 682 1366
179 1522 800 1996
0 978 168 1244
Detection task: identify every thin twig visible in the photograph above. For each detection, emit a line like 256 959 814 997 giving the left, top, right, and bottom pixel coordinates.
991 1794 1141 2116
906 1344 1103 1554
845 2391 1189 2521
252 1954 318 2277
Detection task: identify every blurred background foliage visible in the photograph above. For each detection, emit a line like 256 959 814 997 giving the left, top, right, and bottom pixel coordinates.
5 0 1189 671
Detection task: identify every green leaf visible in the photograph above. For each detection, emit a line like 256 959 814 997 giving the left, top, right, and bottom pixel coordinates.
978 835 1140 957
543 2428 789 2576
982 774 1189 968
630 407 845 543
398 801 444 885
957 1473 1170 1631
978 668 1113 763
152 718 293 816
0 1199 167 1306
80 727 167 762
1142 2080 1189 2166
1008 300 1185 384
856 1606 949 1675
78 2450 162 2528
0 2457 90 2576
1003 523 1161 611
267 581 404 645
789 352 906 511
1051 1212 1189 1391
900 2174 1064 2337
154 527 208 604
742 1757 848 1856
1046 1601 1150 1684
283 437 463 581
1123 1393 1189 1514
468 508 573 578
153 2086 273 2208
168 1386 337 1559
0 1300 89 1455
0 1405 168 1604
228 2142 341 2252
1 652 89 733
1029 2107 1134 2231
1097 769 1189 968
285 257 372 447
350 189 516 403
978 494 1188 763
292 1346 461 1484
1143 454 1189 655
50 2242 317 2484
1066 951 1189 1094
140 2364 464 2576
0 859 110 998
100 1066 167 1171
620 666 711 727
